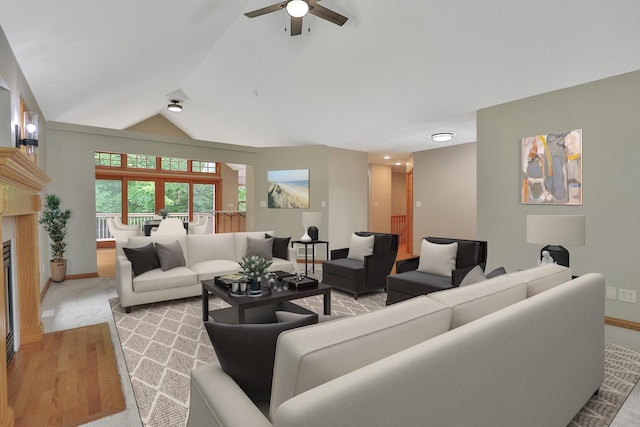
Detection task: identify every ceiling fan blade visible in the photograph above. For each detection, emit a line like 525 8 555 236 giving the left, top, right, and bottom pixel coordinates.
309 4 348 26
291 16 303 36
244 1 287 18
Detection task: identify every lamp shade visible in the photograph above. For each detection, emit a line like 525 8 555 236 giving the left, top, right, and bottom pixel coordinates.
526 215 585 246
302 211 322 227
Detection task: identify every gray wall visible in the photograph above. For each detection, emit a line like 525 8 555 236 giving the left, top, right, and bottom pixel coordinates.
45 122 257 279
44 123 369 278
253 145 369 254
329 148 369 249
477 70 640 322
412 143 478 252
0 26 49 289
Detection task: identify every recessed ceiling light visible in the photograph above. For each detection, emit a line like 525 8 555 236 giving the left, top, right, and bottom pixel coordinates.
430 132 455 143
395 162 402 166
167 99 183 113
383 155 391 160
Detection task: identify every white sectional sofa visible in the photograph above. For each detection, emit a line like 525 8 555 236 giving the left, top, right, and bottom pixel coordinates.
116 231 298 312
187 264 605 427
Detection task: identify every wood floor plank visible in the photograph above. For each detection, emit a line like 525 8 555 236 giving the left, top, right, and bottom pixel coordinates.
7 323 126 426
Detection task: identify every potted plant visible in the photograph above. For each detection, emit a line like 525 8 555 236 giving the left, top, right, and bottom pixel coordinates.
239 255 273 295
39 194 72 282
158 208 168 219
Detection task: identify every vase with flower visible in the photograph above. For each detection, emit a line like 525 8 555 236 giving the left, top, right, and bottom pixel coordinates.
239 255 273 295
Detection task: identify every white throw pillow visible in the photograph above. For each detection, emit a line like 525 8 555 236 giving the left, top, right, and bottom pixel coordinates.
417 240 458 277
347 234 375 261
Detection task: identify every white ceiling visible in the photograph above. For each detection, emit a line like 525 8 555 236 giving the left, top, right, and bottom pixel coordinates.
1 0 639 167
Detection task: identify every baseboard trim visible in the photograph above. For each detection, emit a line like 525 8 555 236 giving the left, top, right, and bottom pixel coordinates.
40 272 100 301
605 316 640 332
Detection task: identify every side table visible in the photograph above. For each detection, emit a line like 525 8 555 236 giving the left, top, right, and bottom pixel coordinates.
291 240 329 276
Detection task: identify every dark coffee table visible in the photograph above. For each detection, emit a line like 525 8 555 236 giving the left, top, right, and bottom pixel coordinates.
201 277 331 324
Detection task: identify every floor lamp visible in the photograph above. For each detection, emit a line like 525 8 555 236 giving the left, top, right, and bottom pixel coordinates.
526 215 585 267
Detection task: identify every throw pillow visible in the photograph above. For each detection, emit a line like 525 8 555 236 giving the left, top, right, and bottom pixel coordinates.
486 266 507 279
459 265 487 287
347 233 375 261
123 243 160 276
417 240 458 277
155 240 186 271
246 237 274 260
204 313 318 401
265 234 291 260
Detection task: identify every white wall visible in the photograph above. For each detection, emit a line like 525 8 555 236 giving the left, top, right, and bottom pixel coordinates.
412 143 477 250
477 70 640 322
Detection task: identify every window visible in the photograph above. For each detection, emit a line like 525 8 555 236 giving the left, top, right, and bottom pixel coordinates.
127 154 156 169
192 160 217 174
95 152 122 167
95 152 227 238
161 157 188 171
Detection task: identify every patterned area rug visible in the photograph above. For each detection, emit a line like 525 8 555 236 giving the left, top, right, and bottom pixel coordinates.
110 288 387 426
110 292 640 427
570 344 640 426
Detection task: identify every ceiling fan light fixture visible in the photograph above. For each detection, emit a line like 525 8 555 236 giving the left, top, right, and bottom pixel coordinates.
286 0 309 18
430 132 455 143
167 99 183 113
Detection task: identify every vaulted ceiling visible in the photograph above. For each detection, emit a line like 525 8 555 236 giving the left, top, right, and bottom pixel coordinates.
1 0 639 166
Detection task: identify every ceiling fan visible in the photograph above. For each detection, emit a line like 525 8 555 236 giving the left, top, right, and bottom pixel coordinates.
244 0 348 36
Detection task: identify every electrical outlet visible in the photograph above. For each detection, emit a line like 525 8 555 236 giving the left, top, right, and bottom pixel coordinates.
619 288 637 303
606 286 617 300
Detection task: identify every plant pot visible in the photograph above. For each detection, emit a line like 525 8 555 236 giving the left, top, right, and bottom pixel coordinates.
50 259 67 282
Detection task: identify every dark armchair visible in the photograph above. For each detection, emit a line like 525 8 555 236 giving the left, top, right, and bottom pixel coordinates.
386 237 488 305
322 232 399 299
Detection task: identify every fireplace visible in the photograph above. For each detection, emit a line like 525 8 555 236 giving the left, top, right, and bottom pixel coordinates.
3 242 13 366
0 148 50 426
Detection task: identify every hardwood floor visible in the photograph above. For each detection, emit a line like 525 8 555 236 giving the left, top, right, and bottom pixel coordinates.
7 323 125 427
97 248 115 278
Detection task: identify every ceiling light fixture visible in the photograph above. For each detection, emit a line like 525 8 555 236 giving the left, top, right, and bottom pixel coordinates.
383 155 391 160
167 99 183 113
430 132 455 143
286 0 309 18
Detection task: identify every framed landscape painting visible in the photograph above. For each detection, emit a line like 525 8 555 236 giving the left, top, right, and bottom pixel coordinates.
267 169 310 208
521 129 582 205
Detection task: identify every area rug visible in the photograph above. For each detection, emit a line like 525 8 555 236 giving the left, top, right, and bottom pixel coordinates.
111 293 640 427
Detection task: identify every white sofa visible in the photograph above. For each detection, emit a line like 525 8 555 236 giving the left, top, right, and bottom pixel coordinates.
187 264 605 427
116 231 298 312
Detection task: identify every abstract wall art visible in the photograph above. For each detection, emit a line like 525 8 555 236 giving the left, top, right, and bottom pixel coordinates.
267 169 310 208
521 129 582 205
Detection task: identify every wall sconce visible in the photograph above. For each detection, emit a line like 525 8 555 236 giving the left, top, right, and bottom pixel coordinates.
16 111 39 161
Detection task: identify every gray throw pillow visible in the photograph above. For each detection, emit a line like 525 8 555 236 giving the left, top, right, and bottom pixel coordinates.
246 237 274 260
123 243 160 276
486 266 507 279
459 265 487 287
155 240 186 271
204 313 318 401
266 234 291 260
